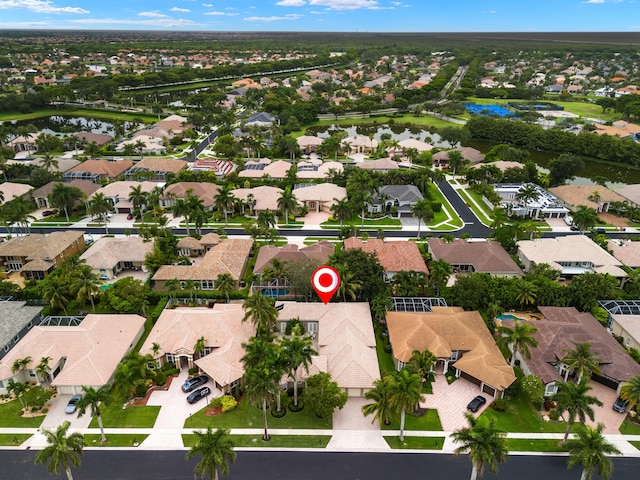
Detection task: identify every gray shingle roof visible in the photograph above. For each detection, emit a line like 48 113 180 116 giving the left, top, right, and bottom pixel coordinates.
0 301 43 349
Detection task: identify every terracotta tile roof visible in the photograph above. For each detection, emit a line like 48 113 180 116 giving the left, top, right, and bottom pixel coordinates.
231 186 283 212
428 238 523 276
67 159 134 178
0 182 33 201
356 157 399 171
80 237 154 270
140 305 254 388
161 182 220 208
344 238 428 275
549 185 626 210
254 241 334 274
31 180 100 199
613 184 640 206
504 307 640 384
129 157 188 174
387 307 516 391
0 314 146 386
91 181 158 200
608 240 640 269
293 183 347 204
152 238 253 282
277 302 380 390
0 231 84 264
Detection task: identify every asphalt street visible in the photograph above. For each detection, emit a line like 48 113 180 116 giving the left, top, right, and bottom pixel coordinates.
2 450 640 480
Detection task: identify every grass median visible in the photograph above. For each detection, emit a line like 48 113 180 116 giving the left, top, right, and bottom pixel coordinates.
88 405 160 428
182 433 331 448
84 434 149 447
0 434 32 446
384 436 444 450
505 438 566 452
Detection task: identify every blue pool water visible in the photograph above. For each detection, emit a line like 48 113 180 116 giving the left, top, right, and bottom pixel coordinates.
260 288 291 297
496 313 525 321
464 103 515 118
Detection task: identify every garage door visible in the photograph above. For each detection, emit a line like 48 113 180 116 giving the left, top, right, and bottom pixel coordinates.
347 388 361 397
57 385 76 395
460 371 481 386
482 384 497 397
592 373 618 390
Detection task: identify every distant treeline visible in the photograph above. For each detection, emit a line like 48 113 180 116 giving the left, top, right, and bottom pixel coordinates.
466 116 640 166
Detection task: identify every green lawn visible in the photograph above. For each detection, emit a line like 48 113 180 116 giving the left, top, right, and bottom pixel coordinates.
183 433 331 448
505 438 566 452
458 188 493 225
0 108 157 123
384 436 444 450
479 394 571 434
0 434 32 446
321 217 402 230
304 113 456 131
0 388 47 428
619 418 640 435
382 409 443 432
630 441 640 451
184 398 332 430
88 405 160 428
84 434 149 447
375 334 395 376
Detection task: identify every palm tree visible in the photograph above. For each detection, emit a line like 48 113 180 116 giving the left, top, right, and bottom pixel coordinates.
76 385 111 444
244 365 279 441
516 183 541 218
452 413 508 480
49 183 83 224
620 375 640 412
495 320 539 367
566 423 621 480
562 342 601 383
572 205 599 234
42 281 70 314
185 427 236 480
280 333 317 407
362 375 396 426
40 153 59 173
553 380 603 445
428 259 453 296
128 184 147 221
277 187 298 226
35 421 84 480
514 278 538 309
173 198 191 236
88 192 112 234
70 265 101 313
215 273 235 303
411 198 433 238
36 356 52 385
408 349 437 384
11 355 32 374
388 368 423 441
242 293 278 335
446 150 469 175
213 184 235 227
193 336 207 361
330 198 351 227
134 139 145 158
335 262 362 302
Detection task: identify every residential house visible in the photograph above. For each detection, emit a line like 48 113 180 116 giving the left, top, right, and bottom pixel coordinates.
80 237 153 281
293 183 347 213
140 304 254 393
386 307 516 398
549 184 626 213
238 159 292 180
124 157 187 182
599 300 640 351
428 238 523 278
231 185 283 215
189 158 235 176
612 184 640 208
152 237 253 291
244 112 277 128
495 183 570 219
608 239 640 270
343 135 378 154
517 235 627 283
64 159 134 183
159 182 220 210
344 238 428 282
432 147 485 169
0 231 84 280
504 306 640 396
7 133 38 153
296 160 344 180
75 132 113 148
0 182 33 202
31 180 99 209
0 314 145 395
276 302 380 396
0 301 44 361
355 157 399 173
296 135 324 153
90 181 158 214
367 185 423 218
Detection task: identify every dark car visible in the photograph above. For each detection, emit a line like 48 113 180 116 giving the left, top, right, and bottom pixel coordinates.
65 394 82 414
127 213 134 220
186 386 211 404
182 375 209 393
42 210 56 217
592 227 606 234
613 396 629 413
570 224 579 231
466 395 487 413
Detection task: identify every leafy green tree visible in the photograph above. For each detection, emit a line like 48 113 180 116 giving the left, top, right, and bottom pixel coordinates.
452 413 508 480
280 333 317 407
520 374 545 408
303 372 348 420
242 293 278 335
549 154 584 186
112 352 154 401
329 247 387 302
49 183 83 223
562 343 601 384
362 376 395 427
215 273 235 303
572 205 599 233
335 262 363 302
566 423 620 480
185 427 236 480
100 277 149 314
495 320 538 367
35 421 84 480
620 375 640 412
553 380 603 445
388 368 423 441
76 385 111 444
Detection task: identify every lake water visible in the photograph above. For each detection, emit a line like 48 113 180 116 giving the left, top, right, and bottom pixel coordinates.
12 116 139 137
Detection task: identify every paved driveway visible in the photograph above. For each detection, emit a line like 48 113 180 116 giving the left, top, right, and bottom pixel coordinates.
584 380 625 434
40 394 93 431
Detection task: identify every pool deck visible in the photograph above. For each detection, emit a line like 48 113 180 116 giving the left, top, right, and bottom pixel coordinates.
495 312 545 326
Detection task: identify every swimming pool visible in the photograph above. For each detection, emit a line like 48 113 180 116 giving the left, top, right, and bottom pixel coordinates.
496 313 526 321
260 288 291 297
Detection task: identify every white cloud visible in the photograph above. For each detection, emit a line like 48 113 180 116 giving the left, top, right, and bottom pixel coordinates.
276 0 306 5
69 16 195 27
170 7 191 12
202 3 213 6
139 11 168 18
308 0 378 10
243 13 303 21
586 0 606 3
0 0 89 14
204 10 237 15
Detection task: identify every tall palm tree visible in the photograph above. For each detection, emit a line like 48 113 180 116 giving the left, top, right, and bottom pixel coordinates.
70 265 101 313
553 380 603 445
36 356 52 385
428 259 453 296
193 336 207 361
35 421 84 480
362 376 396 426
411 198 433 238
213 184 235 227
562 342 601 383
277 187 298 226
49 183 83 224
495 320 539 367
566 423 621 480
76 385 111 444
185 427 236 480
330 198 352 227
40 153 59 173
11 355 32 374
335 262 362 302
515 183 541 218
620 375 640 412
280 333 317 407
514 278 538 309
242 293 278 335
42 280 70 314
452 413 508 480
408 349 437 384
128 184 147 221
88 192 112 234
388 368 423 441
572 205 599 234
215 273 235 303
173 198 191 236
244 365 279 441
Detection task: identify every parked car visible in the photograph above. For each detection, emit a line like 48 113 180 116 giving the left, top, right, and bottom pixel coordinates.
466 395 487 413
182 375 209 393
187 386 211 404
42 210 56 217
570 224 579 231
613 396 629 413
127 213 134 220
592 227 606 234
65 394 82 414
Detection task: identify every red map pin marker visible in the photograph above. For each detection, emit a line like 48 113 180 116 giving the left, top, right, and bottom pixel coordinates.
312 266 341 305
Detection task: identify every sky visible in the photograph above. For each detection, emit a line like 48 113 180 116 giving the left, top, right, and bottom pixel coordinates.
0 0 638 32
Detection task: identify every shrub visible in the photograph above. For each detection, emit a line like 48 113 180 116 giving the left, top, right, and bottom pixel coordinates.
188 367 199 376
491 398 508 412
548 408 560 421
221 395 237 413
383 342 392 354
160 362 176 372
155 371 167 387
210 396 223 408
135 382 149 398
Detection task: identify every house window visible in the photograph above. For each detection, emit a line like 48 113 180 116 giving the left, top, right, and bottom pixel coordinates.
449 350 459 361
3 345 9 352
0 380 4 389
166 353 175 364
203 347 211 356
230 379 239 388
545 383 557 396
201 280 214 290
280 322 288 333
626 337 631 347
13 335 20 344
307 322 318 334
397 361 405 370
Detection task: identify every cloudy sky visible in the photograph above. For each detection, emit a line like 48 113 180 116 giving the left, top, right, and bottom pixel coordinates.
0 0 637 31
